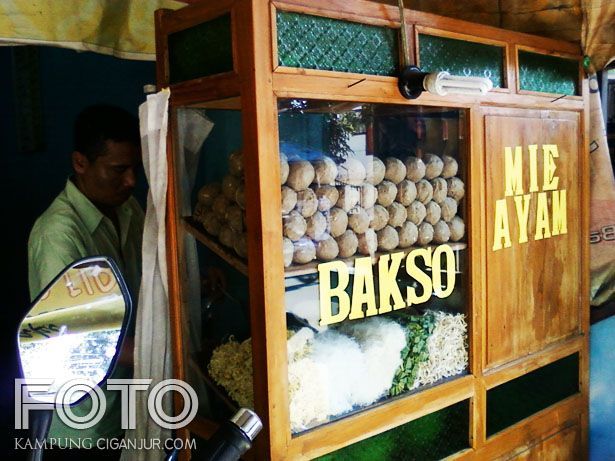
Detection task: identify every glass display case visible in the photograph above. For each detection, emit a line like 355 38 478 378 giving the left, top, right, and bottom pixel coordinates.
172 105 253 420
277 100 469 433
156 1 588 459
175 100 471 431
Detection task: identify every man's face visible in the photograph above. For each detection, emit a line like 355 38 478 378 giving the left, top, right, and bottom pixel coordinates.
75 140 141 208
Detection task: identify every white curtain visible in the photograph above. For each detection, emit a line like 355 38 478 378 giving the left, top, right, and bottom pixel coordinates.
121 89 172 461
121 95 215 460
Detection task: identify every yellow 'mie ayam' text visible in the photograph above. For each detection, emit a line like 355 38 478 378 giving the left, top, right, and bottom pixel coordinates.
493 144 567 251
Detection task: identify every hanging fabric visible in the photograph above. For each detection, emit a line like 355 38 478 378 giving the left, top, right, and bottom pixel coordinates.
0 0 183 60
121 88 172 461
588 74 615 307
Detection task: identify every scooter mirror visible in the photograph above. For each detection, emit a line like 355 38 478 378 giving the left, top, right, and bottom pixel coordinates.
17 256 131 405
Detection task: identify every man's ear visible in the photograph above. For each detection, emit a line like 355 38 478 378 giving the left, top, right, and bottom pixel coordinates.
72 151 89 174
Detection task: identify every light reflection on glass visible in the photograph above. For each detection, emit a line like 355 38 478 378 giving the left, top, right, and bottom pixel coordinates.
18 258 128 404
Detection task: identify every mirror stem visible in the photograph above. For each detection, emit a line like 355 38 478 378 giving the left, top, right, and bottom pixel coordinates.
27 409 53 461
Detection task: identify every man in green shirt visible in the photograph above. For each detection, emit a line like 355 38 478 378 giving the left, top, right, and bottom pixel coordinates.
27 104 144 457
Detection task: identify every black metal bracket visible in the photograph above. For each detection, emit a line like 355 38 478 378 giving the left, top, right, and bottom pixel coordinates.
398 65 428 99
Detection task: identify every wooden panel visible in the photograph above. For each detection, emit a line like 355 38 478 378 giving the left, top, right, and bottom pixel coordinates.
162 0 237 34
502 423 582 461
470 380 487 450
469 105 487 450
184 218 249 276
157 2 589 459
515 45 583 101
415 25 508 49
235 1 290 459
272 0 581 56
477 394 583 460
162 105 191 461
579 78 591 459
284 242 467 276
287 375 474 460
272 71 585 112
446 448 476 461
483 335 583 390
483 109 582 369
155 9 171 88
168 72 241 107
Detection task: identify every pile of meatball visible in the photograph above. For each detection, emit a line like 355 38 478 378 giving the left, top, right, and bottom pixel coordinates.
280 153 465 267
193 150 248 260
192 150 466 268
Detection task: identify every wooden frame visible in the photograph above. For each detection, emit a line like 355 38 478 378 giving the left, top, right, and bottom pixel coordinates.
413 25 511 93
515 44 584 100
155 0 589 459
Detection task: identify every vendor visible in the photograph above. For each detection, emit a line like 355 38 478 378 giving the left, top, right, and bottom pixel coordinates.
27 104 144 458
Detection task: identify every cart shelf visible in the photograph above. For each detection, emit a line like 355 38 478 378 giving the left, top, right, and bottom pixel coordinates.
185 216 467 278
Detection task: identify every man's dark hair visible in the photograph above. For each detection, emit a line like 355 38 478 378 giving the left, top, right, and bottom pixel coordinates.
74 104 140 161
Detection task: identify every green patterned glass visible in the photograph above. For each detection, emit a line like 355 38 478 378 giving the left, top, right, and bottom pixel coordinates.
487 354 579 436
168 14 233 84
518 51 579 96
314 400 469 460
276 11 399 76
419 34 504 88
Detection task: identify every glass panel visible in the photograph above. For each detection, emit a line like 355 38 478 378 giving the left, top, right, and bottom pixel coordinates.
518 51 579 96
18 257 129 404
419 34 504 88
173 103 252 421
315 400 470 460
279 99 470 433
487 353 579 436
168 14 233 84
276 11 399 76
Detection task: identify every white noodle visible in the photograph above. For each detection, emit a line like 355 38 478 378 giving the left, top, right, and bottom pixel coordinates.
413 311 468 388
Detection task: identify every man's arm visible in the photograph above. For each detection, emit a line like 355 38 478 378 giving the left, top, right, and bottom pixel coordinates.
117 336 134 366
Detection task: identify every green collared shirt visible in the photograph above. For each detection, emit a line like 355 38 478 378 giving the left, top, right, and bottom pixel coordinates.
28 178 144 301
27 178 144 444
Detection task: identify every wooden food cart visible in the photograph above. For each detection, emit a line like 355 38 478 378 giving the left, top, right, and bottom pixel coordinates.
155 0 589 459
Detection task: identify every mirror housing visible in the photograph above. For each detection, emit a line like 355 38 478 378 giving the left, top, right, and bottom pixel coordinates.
18 256 132 405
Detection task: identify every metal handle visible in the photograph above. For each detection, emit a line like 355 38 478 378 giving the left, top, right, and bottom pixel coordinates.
230 408 262 442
